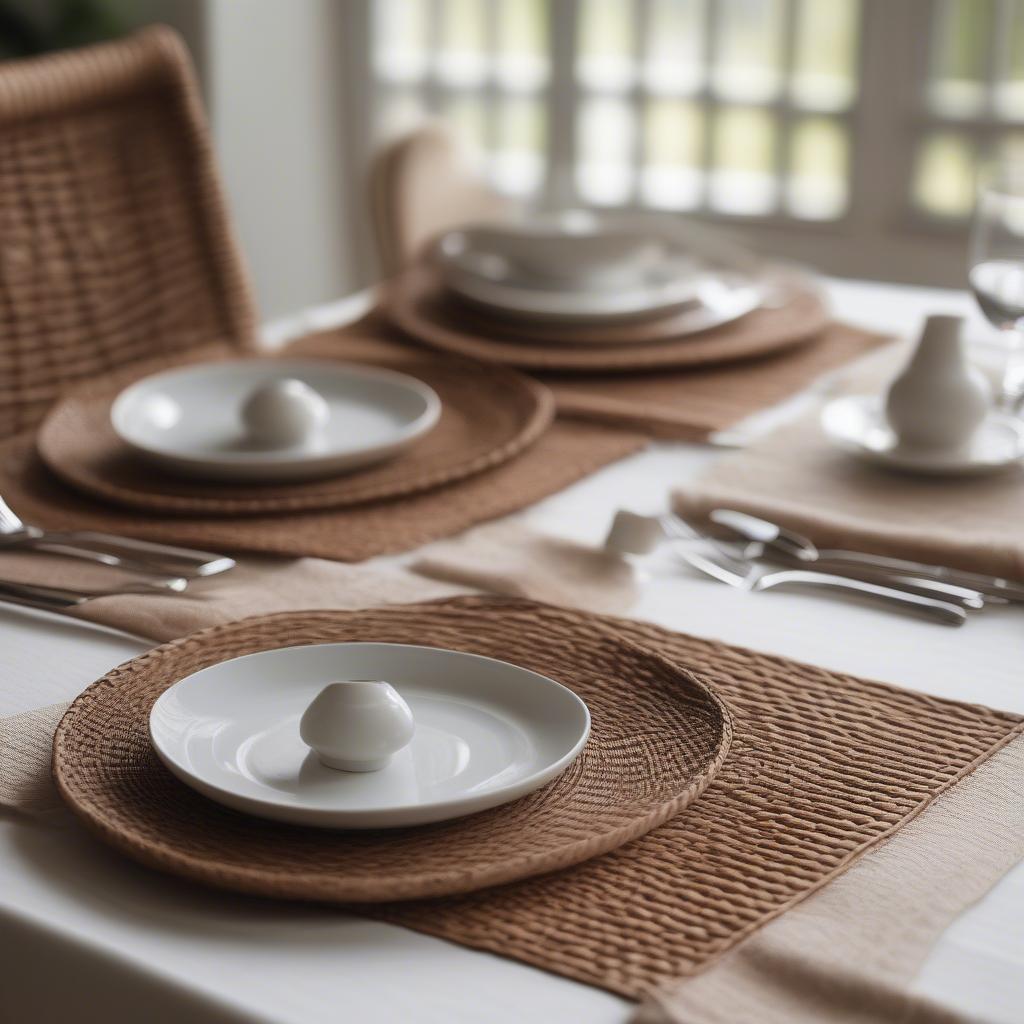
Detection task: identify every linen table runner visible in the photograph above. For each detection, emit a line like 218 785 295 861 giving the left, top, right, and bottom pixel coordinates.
292 312 891 442
673 399 1024 580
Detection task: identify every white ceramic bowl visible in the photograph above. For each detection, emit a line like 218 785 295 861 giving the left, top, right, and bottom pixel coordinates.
111 359 441 483
446 221 664 287
149 642 591 829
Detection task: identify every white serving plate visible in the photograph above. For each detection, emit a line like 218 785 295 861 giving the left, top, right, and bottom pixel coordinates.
821 395 1024 476
111 359 441 483
149 642 591 829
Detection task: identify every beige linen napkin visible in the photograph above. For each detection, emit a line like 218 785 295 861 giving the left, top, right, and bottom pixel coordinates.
636 733 1024 1024
672 338 1024 580
673 401 1024 580
0 520 635 644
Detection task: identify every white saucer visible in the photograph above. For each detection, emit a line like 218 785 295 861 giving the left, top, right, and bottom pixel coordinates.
149 642 590 829
821 395 1024 476
111 359 441 482
434 229 762 326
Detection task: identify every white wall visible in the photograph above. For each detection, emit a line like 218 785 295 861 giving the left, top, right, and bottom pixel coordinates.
202 0 354 320
120 0 357 321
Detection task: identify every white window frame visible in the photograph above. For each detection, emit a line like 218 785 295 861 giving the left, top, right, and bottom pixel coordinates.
338 0 1004 290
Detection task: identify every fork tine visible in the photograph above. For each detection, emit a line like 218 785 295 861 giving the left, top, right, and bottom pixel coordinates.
675 548 752 588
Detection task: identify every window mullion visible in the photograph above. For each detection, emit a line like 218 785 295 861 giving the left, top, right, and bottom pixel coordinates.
698 0 719 209
848 0 929 237
628 0 651 206
773 0 798 218
546 0 580 207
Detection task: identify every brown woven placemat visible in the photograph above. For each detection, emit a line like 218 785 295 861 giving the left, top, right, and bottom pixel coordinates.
0 28 256 440
296 307 890 443
0 419 644 561
52 606 732 901
383 265 829 373
37 356 554 516
50 598 1024 999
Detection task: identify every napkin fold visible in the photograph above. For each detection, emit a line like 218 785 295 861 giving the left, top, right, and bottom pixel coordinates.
673 399 1024 581
0 520 635 644
673 337 1024 580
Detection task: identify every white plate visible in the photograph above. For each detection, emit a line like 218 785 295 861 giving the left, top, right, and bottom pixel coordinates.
434 229 762 326
149 642 591 829
821 395 1024 476
111 360 441 483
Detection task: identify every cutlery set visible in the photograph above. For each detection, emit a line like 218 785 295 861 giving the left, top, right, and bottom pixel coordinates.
0 494 234 613
606 507 1022 626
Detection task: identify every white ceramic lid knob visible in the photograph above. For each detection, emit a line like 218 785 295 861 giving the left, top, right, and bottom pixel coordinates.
884 315 991 450
299 680 415 773
241 378 329 448
604 509 665 555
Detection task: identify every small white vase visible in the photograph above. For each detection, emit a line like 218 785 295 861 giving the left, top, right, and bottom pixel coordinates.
884 315 991 450
299 680 415 772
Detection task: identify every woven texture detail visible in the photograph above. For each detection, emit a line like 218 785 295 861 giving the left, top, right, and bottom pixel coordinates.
0 27 256 439
291 315 890 443
51 598 1023 998
37 353 554 515
53 604 733 901
1 420 643 560
383 265 829 373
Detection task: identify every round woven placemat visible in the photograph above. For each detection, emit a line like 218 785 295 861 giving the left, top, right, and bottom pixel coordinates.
36 356 554 516
384 265 829 373
52 603 732 903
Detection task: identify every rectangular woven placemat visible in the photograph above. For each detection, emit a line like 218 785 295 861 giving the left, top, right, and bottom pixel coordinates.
292 311 890 441
368 597 1023 1000
0 420 643 562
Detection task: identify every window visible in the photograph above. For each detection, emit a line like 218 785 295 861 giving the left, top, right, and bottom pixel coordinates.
347 0 1024 287
913 0 1024 219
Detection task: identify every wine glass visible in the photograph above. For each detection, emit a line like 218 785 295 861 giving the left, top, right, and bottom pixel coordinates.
969 170 1024 409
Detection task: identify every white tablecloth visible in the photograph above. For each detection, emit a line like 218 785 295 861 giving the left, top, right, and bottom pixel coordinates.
2 280 1022 1024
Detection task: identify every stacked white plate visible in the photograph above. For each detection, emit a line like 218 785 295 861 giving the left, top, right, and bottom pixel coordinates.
431 210 765 337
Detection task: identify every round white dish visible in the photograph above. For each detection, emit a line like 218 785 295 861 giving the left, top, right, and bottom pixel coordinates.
148 641 591 829
821 395 1024 476
434 228 763 327
444 259 761 331
111 359 441 483
437 216 667 291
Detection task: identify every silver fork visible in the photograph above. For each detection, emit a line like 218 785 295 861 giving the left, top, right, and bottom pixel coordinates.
0 495 234 578
677 547 966 627
709 508 1024 603
606 509 985 608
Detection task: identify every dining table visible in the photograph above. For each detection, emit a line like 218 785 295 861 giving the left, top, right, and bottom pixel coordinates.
2 275 1022 1024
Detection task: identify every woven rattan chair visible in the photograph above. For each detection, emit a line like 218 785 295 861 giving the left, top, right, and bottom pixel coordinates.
0 26 257 438
369 124 517 276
